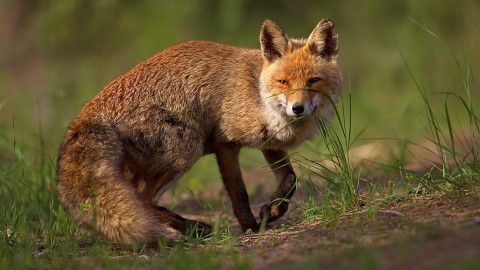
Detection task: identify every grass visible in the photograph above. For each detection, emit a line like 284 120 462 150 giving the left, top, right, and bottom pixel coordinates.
1 17 480 270
395 20 480 196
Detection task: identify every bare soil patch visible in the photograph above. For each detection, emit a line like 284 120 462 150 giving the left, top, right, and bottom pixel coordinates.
155 143 480 270
167 190 480 269
236 196 480 269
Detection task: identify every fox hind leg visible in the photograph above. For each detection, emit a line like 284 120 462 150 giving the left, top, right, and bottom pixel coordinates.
132 132 212 238
152 206 212 237
137 172 213 238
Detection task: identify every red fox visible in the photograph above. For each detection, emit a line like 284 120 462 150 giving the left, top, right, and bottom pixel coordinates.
56 18 341 246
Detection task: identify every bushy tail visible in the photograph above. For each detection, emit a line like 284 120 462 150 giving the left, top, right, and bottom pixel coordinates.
56 122 174 246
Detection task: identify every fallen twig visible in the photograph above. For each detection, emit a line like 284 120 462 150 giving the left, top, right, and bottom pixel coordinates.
238 228 308 242
340 209 405 217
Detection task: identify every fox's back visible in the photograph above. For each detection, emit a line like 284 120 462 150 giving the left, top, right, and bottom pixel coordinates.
74 41 263 140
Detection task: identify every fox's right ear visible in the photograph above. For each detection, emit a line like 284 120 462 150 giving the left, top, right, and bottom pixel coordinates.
260 19 288 63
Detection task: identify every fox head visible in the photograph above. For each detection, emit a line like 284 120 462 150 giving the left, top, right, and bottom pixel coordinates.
259 19 341 120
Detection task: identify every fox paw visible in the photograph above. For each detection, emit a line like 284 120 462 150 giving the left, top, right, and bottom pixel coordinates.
185 220 212 238
259 201 289 223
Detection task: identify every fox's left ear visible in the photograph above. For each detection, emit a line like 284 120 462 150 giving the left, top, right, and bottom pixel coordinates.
307 19 339 61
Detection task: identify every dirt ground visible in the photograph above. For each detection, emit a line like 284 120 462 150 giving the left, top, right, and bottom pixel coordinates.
157 141 480 270
167 185 480 270
239 196 480 269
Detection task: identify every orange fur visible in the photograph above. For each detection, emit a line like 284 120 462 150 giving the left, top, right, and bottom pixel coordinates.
56 19 341 246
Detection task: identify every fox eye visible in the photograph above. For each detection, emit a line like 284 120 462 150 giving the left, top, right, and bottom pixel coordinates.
307 77 321 86
278 80 289 85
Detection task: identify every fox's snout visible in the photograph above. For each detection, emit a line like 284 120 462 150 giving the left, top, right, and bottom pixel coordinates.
285 99 317 117
291 103 305 115
281 91 320 117
288 102 310 116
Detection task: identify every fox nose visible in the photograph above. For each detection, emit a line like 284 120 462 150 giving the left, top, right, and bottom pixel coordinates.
292 103 305 115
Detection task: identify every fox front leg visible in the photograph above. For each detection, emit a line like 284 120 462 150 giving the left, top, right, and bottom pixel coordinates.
215 145 260 232
259 149 297 223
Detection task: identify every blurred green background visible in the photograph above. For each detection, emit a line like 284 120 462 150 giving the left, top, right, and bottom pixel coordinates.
1 0 479 178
